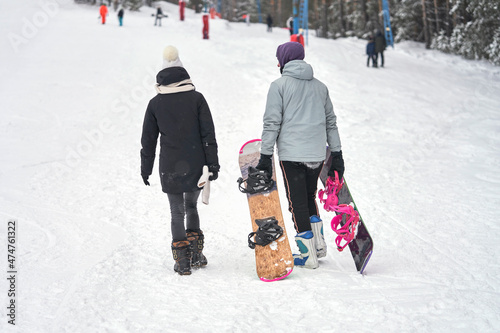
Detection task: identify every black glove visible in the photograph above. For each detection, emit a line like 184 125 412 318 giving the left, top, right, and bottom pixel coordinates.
256 154 273 177
142 174 150 186
328 151 345 180
208 164 220 181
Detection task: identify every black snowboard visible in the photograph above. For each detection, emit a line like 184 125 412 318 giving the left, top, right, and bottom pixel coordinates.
320 147 373 274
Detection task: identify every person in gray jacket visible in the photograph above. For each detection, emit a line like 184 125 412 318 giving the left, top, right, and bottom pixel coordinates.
256 42 345 269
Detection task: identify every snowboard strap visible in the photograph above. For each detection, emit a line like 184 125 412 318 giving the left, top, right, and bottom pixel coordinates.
248 217 283 249
319 172 360 251
330 204 360 252
318 171 343 212
237 167 275 194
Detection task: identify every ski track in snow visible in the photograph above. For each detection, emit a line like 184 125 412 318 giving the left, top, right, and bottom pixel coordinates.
1 1 500 332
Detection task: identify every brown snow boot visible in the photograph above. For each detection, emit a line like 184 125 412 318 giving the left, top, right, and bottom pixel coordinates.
171 240 191 275
186 229 208 268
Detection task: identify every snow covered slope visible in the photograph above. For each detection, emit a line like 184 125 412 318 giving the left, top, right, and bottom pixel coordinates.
1 1 500 331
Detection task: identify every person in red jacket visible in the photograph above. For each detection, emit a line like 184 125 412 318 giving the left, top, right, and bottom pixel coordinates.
99 4 108 25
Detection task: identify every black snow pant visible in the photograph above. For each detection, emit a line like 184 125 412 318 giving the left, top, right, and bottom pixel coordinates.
367 54 376 67
280 161 323 234
375 52 384 67
167 190 201 242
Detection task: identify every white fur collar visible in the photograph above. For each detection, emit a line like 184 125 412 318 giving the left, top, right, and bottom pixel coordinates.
155 79 194 94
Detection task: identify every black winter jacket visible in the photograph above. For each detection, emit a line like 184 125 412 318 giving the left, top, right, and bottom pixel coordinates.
140 67 219 193
375 32 386 53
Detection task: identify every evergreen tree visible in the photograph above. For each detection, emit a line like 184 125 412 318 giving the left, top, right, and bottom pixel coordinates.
434 0 500 63
488 28 500 65
393 0 425 43
122 0 144 11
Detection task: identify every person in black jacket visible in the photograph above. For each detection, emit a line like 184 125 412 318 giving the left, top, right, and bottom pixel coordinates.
154 6 163 26
140 46 219 276
374 30 387 67
117 7 124 26
266 14 273 32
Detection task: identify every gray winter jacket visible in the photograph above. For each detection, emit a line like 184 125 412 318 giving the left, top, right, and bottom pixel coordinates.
261 60 341 162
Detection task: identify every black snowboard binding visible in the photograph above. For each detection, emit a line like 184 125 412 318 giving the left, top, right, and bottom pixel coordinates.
171 240 192 275
238 167 275 194
248 217 283 249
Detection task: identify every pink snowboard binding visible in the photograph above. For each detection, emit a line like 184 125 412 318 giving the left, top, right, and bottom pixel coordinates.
318 171 343 211
319 171 360 252
330 204 360 251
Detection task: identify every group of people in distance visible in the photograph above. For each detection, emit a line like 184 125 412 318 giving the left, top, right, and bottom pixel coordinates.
366 30 387 68
98 3 124 26
98 4 165 27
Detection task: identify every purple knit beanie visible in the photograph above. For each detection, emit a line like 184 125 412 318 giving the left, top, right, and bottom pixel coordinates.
276 42 305 68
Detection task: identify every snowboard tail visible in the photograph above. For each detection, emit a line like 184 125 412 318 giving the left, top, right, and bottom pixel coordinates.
320 147 373 274
238 139 294 281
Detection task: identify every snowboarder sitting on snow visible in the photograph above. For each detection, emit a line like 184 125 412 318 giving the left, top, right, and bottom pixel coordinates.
140 46 220 276
256 42 344 269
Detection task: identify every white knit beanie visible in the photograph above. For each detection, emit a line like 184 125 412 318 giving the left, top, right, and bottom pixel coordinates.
162 45 183 69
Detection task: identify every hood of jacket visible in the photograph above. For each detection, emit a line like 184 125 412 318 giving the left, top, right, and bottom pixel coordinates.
155 66 194 94
282 60 314 80
156 66 190 86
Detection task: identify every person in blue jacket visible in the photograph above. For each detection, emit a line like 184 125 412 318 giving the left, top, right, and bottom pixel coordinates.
366 35 376 67
256 42 345 269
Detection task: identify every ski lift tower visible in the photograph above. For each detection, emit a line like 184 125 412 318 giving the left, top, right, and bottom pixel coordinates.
381 0 394 47
256 0 263 23
292 0 309 45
